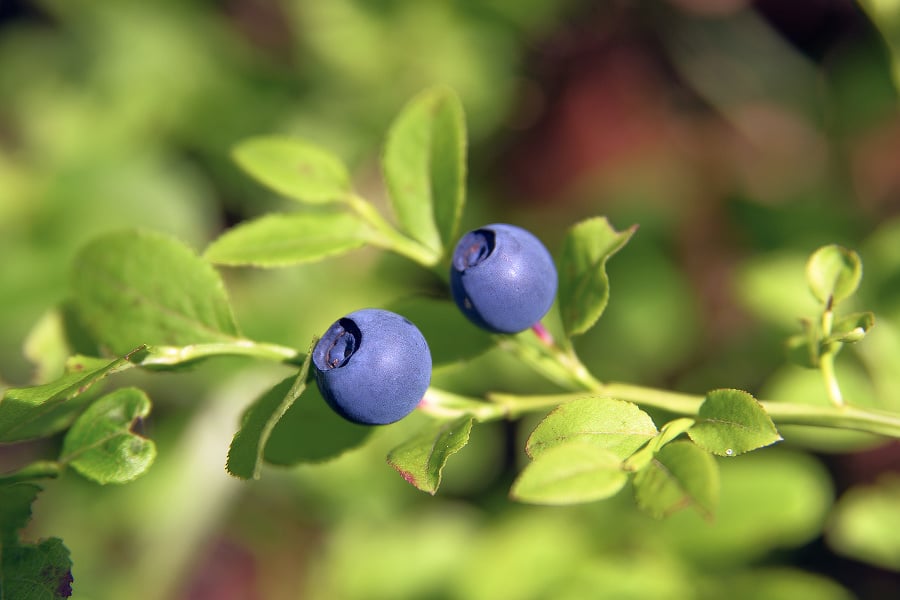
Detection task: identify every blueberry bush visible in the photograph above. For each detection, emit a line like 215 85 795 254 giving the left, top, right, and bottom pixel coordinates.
4 2 900 599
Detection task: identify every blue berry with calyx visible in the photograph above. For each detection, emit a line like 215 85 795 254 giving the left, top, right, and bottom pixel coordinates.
450 223 557 334
312 308 431 425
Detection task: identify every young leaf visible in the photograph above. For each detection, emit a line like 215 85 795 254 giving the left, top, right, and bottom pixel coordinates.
688 389 782 456
233 135 351 203
510 442 627 505
558 217 636 337
0 537 73 599
383 86 466 254
387 416 474 494
263 381 372 466
60 387 156 484
525 397 657 459
625 417 696 472
806 245 862 305
71 229 240 355
828 311 875 344
204 210 372 268
633 440 719 519
227 352 311 480
0 353 135 442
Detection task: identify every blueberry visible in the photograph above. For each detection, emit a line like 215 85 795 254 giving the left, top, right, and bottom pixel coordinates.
450 223 557 333
312 308 432 425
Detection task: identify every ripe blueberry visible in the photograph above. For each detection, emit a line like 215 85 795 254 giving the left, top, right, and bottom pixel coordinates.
450 223 557 334
312 308 432 425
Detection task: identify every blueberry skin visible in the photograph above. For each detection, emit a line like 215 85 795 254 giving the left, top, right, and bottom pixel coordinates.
450 223 558 334
312 308 432 425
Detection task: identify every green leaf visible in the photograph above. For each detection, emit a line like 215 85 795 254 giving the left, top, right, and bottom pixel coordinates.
0 462 60 485
60 387 156 484
233 135 351 203
386 416 474 494
688 389 782 456
828 311 875 344
383 86 466 254
806 244 862 305
0 482 42 541
624 417 696 472
0 537 73 599
828 475 900 571
510 442 627 505
633 440 719 519
558 217 637 337
71 229 240 355
0 353 135 442
525 397 657 459
227 352 311 480
263 381 372 466
388 297 493 366
204 210 372 268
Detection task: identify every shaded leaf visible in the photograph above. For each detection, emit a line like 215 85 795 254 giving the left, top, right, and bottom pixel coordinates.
688 389 782 456
0 353 135 442
388 297 492 366
0 462 60 486
227 352 311 480
264 382 372 465
71 229 240 355
0 537 73 598
525 397 657 459
387 416 474 494
0 483 42 541
510 442 627 505
806 245 862 305
60 387 156 484
383 86 466 254
204 210 372 268
558 217 636 337
633 440 719 519
785 319 821 369
233 135 351 203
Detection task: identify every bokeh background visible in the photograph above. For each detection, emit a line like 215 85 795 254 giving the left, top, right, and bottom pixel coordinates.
2 0 900 598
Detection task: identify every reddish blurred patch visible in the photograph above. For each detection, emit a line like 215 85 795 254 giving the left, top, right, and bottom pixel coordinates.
178 538 260 600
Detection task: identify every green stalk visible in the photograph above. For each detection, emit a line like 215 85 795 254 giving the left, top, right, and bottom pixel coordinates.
139 340 304 367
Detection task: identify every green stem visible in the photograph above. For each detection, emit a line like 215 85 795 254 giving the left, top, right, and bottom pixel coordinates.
344 194 440 267
139 340 304 367
420 384 900 438
819 351 845 407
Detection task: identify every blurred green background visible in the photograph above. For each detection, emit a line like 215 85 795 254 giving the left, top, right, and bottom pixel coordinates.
2 0 900 598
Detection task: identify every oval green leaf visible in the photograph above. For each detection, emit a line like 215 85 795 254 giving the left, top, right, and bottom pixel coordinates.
633 440 719 519
387 416 474 495
510 442 627 505
0 353 136 442
71 229 240 355
558 217 636 337
828 476 900 571
383 86 466 255
688 389 782 456
806 244 862 305
525 397 657 459
828 311 875 344
263 381 372 466
233 135 351 203
60 387 157 484
204 210 372 268
227 349 312 480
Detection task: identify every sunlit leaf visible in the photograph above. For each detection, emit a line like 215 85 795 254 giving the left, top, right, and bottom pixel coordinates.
233 135 351 203
204 210 372 267
688 389 782 456
558 217 636 337
0 353 135 442
387 416 474 494
60 387 156 484
525 397 657 459
383 86 466 254
71 229 240 355
806 244 862 305
511 442 627 505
